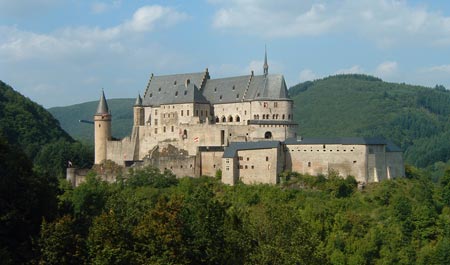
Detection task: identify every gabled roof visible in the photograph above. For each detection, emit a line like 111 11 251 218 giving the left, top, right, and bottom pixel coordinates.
144 82 208 107
141 70 290 106
143 71 207 106
223 141 281 158
202 75 251 104
96 90 109 115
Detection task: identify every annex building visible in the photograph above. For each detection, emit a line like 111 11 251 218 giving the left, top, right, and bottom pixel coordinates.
86 52 404 186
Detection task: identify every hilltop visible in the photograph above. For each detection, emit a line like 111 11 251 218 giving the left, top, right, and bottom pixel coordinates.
0 80 93 177
289 74 450 169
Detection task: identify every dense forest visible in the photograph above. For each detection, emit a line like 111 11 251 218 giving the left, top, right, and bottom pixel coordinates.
31 167 450 264
0 81 93 263
2 79 450 264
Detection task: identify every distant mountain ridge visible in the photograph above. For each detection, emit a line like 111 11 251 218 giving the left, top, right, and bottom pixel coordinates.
289 74 450 169
48 74 450 169
48 98 135 142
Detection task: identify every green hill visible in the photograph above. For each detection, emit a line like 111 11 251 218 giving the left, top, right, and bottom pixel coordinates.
48 98 135 142
0 80 93 177
289 74 450 169
0 80 73 158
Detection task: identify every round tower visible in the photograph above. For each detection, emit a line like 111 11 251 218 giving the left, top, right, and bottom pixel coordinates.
133 93 144 126
94 89 111 164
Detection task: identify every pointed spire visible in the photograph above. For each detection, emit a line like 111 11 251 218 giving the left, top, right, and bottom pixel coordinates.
134 93 142 106
263 45 269 76
96 89 109 115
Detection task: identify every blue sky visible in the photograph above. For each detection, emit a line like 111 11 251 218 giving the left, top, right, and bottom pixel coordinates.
1 0 450 107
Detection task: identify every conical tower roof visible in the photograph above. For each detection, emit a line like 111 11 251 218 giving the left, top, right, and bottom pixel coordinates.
134 93 142 106
96 89 109 115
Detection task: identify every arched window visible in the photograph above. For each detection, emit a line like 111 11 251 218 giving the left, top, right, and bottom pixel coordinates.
228 116 233 122
215 116 219 123
236 116 240 122
282 114 285 119
183 129 188 139
272 114 276 119
264 131 272 139
222 116 226 122
256 114 259 119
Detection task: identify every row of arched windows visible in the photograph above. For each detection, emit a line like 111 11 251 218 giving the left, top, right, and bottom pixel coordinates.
253 114 291 120
215 115 241 123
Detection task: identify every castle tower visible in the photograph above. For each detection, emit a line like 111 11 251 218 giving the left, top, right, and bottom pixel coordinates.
133 94 144 126
263 46 269 76
94 90 111 164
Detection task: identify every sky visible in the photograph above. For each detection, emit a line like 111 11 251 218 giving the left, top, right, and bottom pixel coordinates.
2 0 450 108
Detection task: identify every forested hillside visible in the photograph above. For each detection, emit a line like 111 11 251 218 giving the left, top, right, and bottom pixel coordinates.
0 81 93 177
0 81 94 263
48 98 135 142
289 74 450 172
35 167 450 264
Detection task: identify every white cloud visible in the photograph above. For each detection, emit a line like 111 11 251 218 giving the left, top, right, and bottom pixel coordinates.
422 64 450 74
334 65 364 75
210 0 450 46
299 69 317 82
0 5 189 106
375 61 398 78
0 5 188 62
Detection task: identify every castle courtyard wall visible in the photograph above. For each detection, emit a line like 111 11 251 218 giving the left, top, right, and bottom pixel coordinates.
286 144 368 182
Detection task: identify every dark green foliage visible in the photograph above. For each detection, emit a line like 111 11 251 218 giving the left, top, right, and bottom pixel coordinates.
0 137 58 264
0 81 94 178
126 166 178 188
289 74 450 171
33 167 450 264
48 98 134 142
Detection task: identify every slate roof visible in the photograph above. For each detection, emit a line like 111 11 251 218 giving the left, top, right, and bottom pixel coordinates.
96 90 109 114
135 94 142 106
223 141 281 158
248 120 298 125
142 70 290 106
143 83 208 106
143 72 207 106
285 137 402 152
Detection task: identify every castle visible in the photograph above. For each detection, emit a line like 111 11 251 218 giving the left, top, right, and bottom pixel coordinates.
83 52 404 186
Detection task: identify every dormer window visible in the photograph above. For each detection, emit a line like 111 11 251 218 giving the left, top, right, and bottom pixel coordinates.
175 91 178 96
174 80 177 85
257 93 260 97
232 85 235 90
219 95 223 100
236 94 239 98
184 90 187 95
150 93 152 97
214 87 217 92
158 87 161 92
